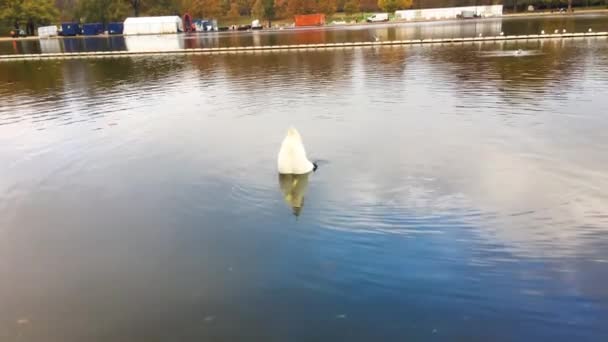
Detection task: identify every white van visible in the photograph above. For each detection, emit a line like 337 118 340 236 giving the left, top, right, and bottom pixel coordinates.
367 13 389 23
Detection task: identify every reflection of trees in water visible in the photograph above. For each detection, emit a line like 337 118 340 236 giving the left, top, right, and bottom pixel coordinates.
1 55 188 95
0 61 64 94
358 46 409 94
189 49 355 91
292 29 328 45
0 57 190 125
388 21 502 40
420 39 590 105
54 58 187 94
501 16 579 36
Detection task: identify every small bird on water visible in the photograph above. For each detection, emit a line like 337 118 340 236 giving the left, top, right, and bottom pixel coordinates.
562 29 567 33
541 30 545 35
588 28 593 33
515 49 523 55
554 29 559 34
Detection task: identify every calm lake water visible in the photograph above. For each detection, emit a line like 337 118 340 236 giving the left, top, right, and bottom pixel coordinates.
1 18 608 342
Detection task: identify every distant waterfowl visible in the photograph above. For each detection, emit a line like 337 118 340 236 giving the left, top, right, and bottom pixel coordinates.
588 28 593 32
372 35 380 42
541 30 545 35
554 29 559 34
562 29 567 33
277 127 316 175
515 49 523 55
478 33 483 37
500 32 504 36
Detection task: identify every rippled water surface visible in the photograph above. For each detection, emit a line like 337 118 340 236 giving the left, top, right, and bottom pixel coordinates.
1 27 608 341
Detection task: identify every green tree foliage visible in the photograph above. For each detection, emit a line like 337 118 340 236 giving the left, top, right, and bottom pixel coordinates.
1 0 58 26
77 0 129 23
343 0 359 14
252 0 274 22
262 0 274 20
126 0 141 16
145 0 179 15
377 0 410 12
54 0 79 20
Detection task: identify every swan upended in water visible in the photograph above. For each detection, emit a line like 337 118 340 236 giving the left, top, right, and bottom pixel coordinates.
277 127 316 174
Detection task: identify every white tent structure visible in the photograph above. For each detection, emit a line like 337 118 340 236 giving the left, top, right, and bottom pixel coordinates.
123 16 184 35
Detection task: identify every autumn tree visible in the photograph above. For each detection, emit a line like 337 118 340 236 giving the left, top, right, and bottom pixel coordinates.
377 0 410 12
227 0 239 18
273 0 287 17
343 0 359 14
286 0 316 14
252 0 263 17
236 0 254 16
336 0 345 10
317 0 337 16
190 0 222 17
219 0 227 13
359 0 378 11
177 0 197 14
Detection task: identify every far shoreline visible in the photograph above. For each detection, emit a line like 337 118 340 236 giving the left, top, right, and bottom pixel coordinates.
1 9 607 42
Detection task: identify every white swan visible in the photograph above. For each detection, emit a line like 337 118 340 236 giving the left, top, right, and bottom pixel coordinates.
277 127 316 174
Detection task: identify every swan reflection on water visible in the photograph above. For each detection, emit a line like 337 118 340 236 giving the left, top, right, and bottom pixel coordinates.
278 173 310 217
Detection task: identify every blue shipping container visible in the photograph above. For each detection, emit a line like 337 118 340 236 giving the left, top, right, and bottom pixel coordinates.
82 23 104 36
107 22 124 35
61 23 81 36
